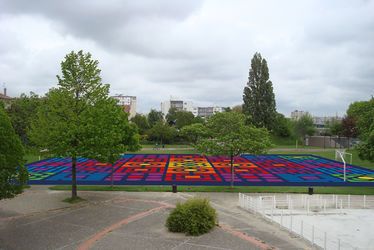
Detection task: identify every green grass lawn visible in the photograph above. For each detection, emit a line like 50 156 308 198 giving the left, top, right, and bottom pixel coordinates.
49 185 374 195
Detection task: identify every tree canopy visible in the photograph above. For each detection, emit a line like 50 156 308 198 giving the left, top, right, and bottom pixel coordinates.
243 52 276 130
195 112 272 187
347 97 374 162
148 109 164 127
30 50 139 198
147 121 177 145
180 123 209 144
166 108 197 129
0 103 28 199
292 114 315 143
6 92 43 145
130 113 150 134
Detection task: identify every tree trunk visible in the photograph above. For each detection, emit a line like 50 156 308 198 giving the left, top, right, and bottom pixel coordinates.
71 156 77 199
230 154 234 188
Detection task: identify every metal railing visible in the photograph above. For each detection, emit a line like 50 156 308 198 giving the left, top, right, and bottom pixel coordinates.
239 193 374 250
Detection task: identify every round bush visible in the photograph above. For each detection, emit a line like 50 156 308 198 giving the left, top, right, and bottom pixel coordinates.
166 198 217 236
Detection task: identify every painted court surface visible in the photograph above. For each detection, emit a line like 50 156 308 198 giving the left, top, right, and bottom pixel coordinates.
26 154 374 186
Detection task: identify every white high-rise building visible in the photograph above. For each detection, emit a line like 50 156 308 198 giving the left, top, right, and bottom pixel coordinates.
161 98 223 118
112 95 137 119
161 98 194 116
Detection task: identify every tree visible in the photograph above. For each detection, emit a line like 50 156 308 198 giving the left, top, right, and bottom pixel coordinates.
347 98 374 138
327 118 343 137
273 113 291 138
147 121 177 145
231 105 243 113
195 112 272 187
293 114 315 144
347 98 374 161
166 108 197 129
148 109 164 127
357 125 374 162
243 52 276 130
130 113 150 134
0 103 28 199
30 50 139 199
180 123 209 144
6 92 43 145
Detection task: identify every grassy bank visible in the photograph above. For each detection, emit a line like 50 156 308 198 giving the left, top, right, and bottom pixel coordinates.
49 185 374 195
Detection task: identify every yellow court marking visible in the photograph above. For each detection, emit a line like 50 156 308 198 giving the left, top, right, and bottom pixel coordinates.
358 176 374 180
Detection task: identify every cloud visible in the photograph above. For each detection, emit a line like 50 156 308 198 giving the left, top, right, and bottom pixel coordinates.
0 0 373 116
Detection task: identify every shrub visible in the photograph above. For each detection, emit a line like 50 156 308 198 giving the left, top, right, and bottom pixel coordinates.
166 198 217 236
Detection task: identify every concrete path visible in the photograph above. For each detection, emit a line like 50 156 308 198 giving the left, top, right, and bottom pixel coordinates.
0 187 314 250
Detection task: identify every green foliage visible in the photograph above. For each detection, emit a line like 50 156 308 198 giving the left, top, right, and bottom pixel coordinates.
346 98 374 162
166 108 198 129
196 112 272 156
0 104 28 199
231 105 243 113
29 50 139 198
147 121 177 144
357 124 374 162
273 113 291 137
148 109 164 127
327 118 343 137
195 112 272 186
166 198 217 236
6 92 43 145
130 113 150 135
347 98 374 139
292 114 315 142
341 115 358 138
180 123 209 144
243 52 276 130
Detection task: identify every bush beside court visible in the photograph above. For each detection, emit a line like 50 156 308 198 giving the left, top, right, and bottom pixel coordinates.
166 198 217 236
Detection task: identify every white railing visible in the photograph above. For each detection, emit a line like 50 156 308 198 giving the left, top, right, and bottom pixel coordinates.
239 193 374 250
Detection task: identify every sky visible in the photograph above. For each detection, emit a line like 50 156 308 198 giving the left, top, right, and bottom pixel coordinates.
0 0 373 117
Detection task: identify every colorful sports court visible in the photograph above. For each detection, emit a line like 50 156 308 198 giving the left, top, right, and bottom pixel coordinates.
26 154 374 186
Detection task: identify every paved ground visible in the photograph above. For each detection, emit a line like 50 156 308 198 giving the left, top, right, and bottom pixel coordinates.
0 186 314 250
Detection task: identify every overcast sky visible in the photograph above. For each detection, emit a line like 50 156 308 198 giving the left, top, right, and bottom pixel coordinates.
0 0 373 116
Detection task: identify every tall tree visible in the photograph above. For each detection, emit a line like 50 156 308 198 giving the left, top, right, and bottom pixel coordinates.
148 109 164 127
0 103 28 199
30 50 139 199
195 112 272 187
6 92 43 145
243 52 276 130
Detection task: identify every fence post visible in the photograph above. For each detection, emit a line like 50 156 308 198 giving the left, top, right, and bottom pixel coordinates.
340 199 343 213
307 199 309 215
324 232 327 250
290 212 293 232
324 199 326 213
281 209 283 227
348 194 351 209
301 220 303 237
364 195 366 208
312 225 314 246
